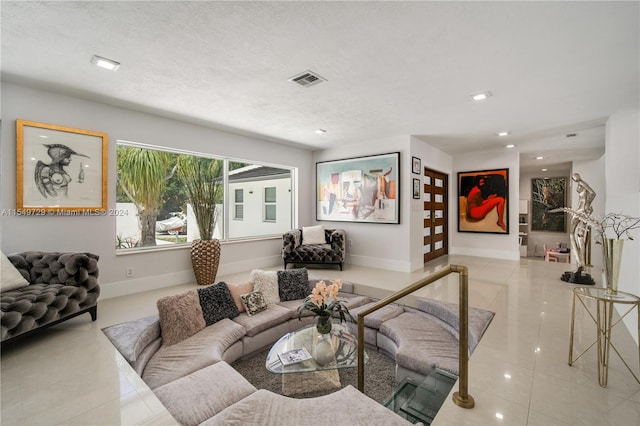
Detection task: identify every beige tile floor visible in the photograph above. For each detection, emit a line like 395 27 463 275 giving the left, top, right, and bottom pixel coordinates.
2 255 639 425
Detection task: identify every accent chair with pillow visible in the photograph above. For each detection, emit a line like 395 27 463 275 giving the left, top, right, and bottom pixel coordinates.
281 225 346 270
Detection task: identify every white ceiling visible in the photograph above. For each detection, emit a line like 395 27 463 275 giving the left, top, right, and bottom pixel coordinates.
2 1 638 173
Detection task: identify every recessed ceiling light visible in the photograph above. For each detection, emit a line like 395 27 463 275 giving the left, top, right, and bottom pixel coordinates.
314 128 327 134
497 131 510 137
471 91 492 101
90 55 120 71
505 144 515 149
536 156 544 160
542 168 548 171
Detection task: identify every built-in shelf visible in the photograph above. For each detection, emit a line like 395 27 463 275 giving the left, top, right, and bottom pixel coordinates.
519 200 529 257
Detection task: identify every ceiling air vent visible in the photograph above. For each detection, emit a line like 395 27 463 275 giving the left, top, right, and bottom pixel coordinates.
288 70 327 88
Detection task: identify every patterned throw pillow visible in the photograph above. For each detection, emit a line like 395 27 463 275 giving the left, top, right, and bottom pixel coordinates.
197 282 240 326
240 291 268 316
277 268 310 301
251 269 280 305
156 290 206 346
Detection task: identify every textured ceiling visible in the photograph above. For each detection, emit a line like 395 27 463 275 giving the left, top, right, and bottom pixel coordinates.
2 1 638 173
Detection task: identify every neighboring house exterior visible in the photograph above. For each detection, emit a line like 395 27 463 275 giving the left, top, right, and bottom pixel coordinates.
228 165 293 239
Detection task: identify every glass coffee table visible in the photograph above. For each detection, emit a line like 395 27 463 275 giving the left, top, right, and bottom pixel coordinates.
266 323 368 395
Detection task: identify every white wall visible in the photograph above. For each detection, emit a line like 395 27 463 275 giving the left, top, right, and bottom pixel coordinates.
605 109 640 340
0 83 314 298
228 177 292 238
312 136 413 272
451 149 520 260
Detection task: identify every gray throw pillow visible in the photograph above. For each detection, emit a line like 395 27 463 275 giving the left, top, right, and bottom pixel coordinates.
277 268 310 301
197 282 239 326
240 291 268 316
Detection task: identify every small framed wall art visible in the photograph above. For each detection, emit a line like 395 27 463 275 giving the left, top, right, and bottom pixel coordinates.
412 156 421 175
413 178 421 199
16 119 108 214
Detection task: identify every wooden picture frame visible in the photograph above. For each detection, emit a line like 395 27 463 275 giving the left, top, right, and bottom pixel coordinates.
412 156 421 174
316 152 400 224
16 119 108 214
457 168 509 234
531 177 566 232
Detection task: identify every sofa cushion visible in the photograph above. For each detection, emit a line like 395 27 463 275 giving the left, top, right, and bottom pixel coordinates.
101 314 160 364
277 268 309 301
251 269 280 305
348 302 404 329
240 291 268 316
1 252 29 292
203 386 412 426
302 224 326 245
156 289 206 346
142 318 246 389
232 304 292 337
197 282 239 326
415 298 495 353
154 361 256 426
380 312 459 376
226 281 253 313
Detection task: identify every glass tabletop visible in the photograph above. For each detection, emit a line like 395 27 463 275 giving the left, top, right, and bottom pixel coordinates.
266 323 368 374
573 286 640 304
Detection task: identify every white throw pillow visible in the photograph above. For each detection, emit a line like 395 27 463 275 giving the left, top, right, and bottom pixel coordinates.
302 225 326 245
250 270 280 306
1 252 29 293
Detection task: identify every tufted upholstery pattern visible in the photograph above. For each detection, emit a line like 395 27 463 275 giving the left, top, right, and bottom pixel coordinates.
282 228 346 270
1 251 100 343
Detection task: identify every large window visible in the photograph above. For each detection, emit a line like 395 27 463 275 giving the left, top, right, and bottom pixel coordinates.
115 141 294 250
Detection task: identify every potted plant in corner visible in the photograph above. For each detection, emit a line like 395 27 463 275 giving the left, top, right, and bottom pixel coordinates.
177 155 224 285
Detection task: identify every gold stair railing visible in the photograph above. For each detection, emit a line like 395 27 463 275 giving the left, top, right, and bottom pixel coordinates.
357 264 475 409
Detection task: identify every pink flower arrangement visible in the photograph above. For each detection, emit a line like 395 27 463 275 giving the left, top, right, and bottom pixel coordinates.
298 279 354 323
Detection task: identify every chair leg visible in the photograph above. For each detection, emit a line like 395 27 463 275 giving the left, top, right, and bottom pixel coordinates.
339 263 343 271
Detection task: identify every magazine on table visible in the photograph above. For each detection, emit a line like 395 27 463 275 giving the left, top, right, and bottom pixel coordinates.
278 348 312 366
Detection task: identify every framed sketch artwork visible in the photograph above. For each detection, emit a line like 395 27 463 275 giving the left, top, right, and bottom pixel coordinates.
457 168 509 234
531 177 566 232
16 119 108 214
412 156 421 174
413 178 420 199
316 152 400 224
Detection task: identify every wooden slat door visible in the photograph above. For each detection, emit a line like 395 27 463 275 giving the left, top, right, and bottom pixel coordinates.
423 168 448 263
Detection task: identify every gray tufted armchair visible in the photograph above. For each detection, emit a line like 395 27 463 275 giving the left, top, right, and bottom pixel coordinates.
1 251 100 344
282 228 346 270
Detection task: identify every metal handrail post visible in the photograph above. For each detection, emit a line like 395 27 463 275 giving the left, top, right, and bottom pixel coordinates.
356 264 475 409
452 265 474 408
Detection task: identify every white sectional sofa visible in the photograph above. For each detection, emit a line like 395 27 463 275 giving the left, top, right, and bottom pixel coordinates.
103 268 493 425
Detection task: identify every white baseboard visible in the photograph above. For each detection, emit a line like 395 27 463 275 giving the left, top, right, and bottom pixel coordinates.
346 254 412 273
450 247 520 261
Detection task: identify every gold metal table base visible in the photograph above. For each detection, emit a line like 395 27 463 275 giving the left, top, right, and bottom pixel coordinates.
568 286 640 387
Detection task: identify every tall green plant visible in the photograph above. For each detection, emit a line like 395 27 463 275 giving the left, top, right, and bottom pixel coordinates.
117 146 175 246
177 156 223 240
